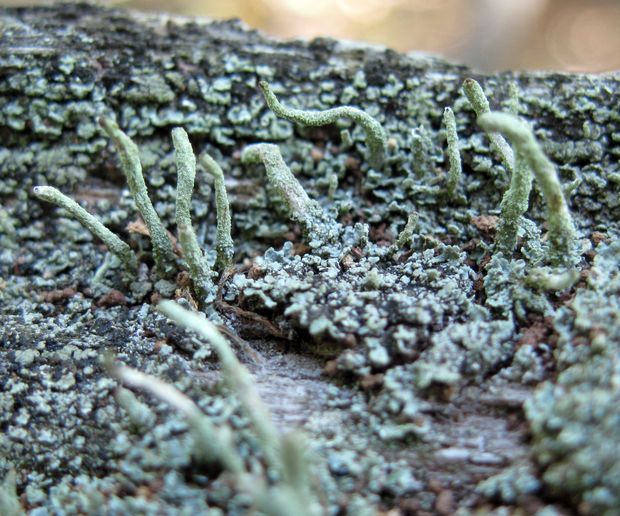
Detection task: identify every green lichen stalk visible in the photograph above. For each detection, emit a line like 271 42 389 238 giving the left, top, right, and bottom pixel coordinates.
410 125 435 177
99 116 176 275
114 387 155 433
442 107 462 199
259 80 386 170
0 470 24 516
463 78 514 172
390 212 419 255
241 143 325 234
109 360 244 473
171 128 213 296
32 185 138 273
496 157 533 253
478 112 578 264
199 153 234 270
257 433 318 516
158 300 282 473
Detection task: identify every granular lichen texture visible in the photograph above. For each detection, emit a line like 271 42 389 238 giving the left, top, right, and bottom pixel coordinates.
1 3 619 514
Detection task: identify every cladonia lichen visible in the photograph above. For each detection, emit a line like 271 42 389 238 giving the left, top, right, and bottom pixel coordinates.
8 22 618 514
33 119 235 307
442 106 462 199
108 300 321 516
172 127 213 298
99 117 177 275
32 185 138 273
478 112 578 265
463 77 514 171
199 153 234 270
259 80 387 170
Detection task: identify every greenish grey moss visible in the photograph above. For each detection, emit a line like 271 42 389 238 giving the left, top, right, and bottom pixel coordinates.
32 185 138 273
0 470 24 516
199 153 234 270
442 107 461 199
109 360 244 473
463 78 514 172
158 300 282 474
478 112 578 265
241 143 326 234
172 128 212 295
99 117 176 275
259 80 386 170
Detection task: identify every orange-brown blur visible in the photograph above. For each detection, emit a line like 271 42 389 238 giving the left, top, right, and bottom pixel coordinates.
3 0 619 72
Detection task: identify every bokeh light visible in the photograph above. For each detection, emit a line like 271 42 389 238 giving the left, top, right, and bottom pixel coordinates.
2 0 619 72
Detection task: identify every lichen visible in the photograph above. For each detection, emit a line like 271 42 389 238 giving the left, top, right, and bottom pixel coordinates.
524 240 620 514
259 80 387 170
478 112 578 266
1 5 619 515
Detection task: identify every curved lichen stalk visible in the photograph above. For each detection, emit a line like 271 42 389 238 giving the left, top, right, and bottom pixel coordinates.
157 301 321 515
241 143 328 233
32 185 138 273
99 117 176 275
478 112 578 265
108 359 244 472
463 79 533 252
259 80 386 170
158 300 282 474
463 78 514 172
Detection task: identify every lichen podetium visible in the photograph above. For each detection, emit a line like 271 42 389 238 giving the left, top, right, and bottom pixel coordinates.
99 117 177 275
259 80 387 170
478 112 578 265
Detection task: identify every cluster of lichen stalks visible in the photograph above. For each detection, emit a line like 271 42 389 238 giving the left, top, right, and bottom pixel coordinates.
25 78 580 514
34 79 579 297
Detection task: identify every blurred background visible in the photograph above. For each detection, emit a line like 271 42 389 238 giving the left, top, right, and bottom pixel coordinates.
3 0 620 72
